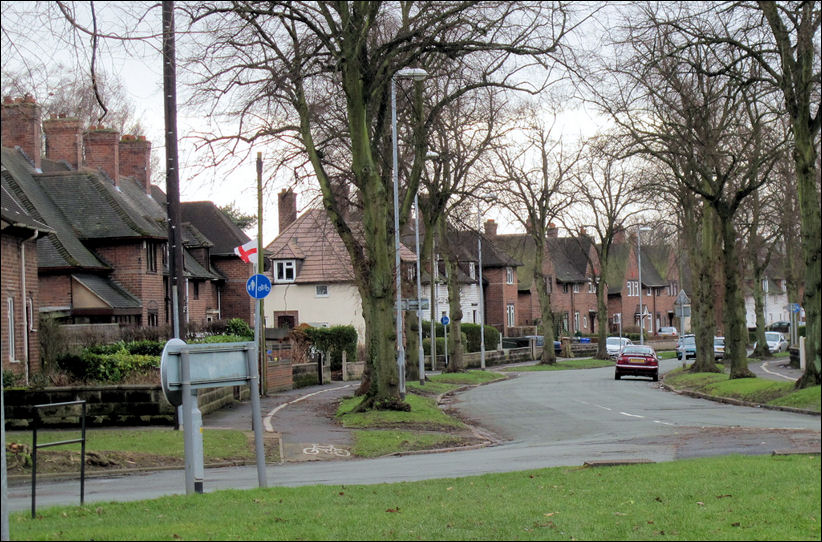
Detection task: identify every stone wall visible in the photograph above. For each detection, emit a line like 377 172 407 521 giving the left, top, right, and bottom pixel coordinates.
2 385 240 429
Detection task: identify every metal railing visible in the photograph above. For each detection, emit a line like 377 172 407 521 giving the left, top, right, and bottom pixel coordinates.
31 400 87 518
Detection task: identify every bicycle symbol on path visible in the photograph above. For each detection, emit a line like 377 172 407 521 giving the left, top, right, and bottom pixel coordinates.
302 443 351 457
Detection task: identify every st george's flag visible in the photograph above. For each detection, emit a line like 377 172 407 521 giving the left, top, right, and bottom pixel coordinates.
234 238 259 265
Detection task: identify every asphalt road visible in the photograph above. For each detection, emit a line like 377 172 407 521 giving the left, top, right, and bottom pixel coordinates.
5 358 819 513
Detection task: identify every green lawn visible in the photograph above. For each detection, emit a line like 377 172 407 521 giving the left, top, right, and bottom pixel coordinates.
8 454 819 540
501 358 613 371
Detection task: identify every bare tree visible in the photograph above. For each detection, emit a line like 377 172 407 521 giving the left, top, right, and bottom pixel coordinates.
492 107 579 364
568 134 647 359
178 2 578 408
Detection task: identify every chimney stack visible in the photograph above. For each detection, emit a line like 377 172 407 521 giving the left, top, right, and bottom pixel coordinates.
547 222 559 238
613 224 626 244
43 115 83 169
83 126 120 186
484 219 497 237
119 134 152 194
1 95 42 170
278 188 297 233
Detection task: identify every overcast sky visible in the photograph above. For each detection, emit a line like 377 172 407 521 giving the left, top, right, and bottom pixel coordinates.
1 1 607 244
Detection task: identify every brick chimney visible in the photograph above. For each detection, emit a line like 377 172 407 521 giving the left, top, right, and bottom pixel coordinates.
1 95 42 169
547 222 559 238
278 188 297 233
43 115 83 169
83 126 120 186
613 224 626 244
484 219 497 237
119 134 152 194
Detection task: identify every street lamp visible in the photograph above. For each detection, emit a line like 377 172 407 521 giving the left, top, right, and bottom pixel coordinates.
393 67 428 398
414 192 425 385
637 225 652 345
477 202 486 370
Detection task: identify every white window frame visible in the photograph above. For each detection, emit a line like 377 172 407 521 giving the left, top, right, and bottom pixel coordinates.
275 260 296 283
315 284 329 297
573 283 580 293
506 303 515 327
505 267 514 285
574 311 580 332
469 262 476 280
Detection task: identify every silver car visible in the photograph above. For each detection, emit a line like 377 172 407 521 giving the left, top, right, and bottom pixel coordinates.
606 336 632 359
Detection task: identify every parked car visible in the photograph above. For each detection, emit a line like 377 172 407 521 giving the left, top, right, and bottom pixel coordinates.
713 336 725 360
606 336 632 359
502 335 562 355
677 334 696 360
657 326 678 337
614 344 659 381
764 332 789 353
766 321 791 333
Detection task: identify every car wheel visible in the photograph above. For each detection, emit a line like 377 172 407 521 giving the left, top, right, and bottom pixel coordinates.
652 372 658 382
614 372 621 380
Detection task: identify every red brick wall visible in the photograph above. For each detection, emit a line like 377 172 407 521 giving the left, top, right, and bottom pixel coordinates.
95 242 165 325
483 267 519 336
1 98 42 169
1 234 41 376
43 117 83 169
185 279 220 325
212 257 255 323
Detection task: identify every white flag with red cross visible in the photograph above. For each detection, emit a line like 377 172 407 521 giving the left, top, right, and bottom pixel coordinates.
234 238 259 265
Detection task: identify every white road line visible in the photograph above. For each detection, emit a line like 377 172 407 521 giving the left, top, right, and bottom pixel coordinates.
263 384 352 432
654 420 675 426
619 412 645 418
760 361 796 381
574 399 613 411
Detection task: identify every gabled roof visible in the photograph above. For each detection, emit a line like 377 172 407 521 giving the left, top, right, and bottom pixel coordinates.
266 207 416 284
1 181 52 234
493 233 589 290
181 201 251 256
604 242 670 295
72 273 142 310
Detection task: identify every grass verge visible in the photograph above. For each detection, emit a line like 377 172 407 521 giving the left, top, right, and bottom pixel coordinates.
8 454 819 540
664 366 820 412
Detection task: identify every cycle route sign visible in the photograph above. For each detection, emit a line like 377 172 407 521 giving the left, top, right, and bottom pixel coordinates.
246 274 271 299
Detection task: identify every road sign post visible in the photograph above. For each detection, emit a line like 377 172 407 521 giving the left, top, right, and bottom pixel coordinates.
441 315 449 369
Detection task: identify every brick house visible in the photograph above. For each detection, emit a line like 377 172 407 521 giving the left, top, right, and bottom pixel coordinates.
1 180 52 383
605 230 680 335
1 96 252 341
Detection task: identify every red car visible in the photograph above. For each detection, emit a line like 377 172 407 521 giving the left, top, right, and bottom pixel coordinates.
614 344 659 382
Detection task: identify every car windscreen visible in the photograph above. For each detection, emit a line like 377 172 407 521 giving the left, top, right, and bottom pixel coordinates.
681 336 695 345
765 332 780 341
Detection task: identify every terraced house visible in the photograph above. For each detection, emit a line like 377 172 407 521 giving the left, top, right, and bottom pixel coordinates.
1 96 254 382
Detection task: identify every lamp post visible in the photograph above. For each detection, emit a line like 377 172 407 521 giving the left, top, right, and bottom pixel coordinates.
414 192 425 385
392 67 428 398
477 203 486 369
637 225 652 345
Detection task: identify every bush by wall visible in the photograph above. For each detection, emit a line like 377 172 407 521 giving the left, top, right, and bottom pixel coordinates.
226 318 254 338
462 323 501 352
303 325 358 370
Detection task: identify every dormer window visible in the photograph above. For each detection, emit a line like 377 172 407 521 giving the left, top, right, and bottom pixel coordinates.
275 260 296 283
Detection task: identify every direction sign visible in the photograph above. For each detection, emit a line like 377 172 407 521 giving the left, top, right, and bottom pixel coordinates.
674 289 690 306
791 303 801 313
403 298 430 311
246 274 271 299
441 315 450 326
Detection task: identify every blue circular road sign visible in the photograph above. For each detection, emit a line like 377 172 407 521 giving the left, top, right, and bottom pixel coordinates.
441 315 450 326
246 274 272 299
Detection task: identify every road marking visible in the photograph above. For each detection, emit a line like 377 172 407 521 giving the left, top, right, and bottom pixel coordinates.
653 420 675 426
760 361 796 381
264 384 353 432
619 412 645 418
574 399 612 411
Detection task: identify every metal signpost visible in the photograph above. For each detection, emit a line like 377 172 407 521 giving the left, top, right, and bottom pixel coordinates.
161 339 267 494
441 315 450 369
673 290 691 338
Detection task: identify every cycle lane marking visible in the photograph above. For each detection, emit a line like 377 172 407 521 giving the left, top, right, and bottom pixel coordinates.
264 384 353 432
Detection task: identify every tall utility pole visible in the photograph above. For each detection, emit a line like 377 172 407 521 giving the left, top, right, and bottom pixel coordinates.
256 152 266 395
163 0 185 339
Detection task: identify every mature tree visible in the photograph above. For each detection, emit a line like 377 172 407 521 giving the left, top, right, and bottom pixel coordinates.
663 1 821 387
569 134 647 359
181 2 576 408
492 108 579 364
219 201 258 232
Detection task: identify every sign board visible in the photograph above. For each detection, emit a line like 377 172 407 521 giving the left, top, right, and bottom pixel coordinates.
441 315 450 326
791 303 801 313
246 274 271 299
402 298 430 311
677 306 691 318
161 339 256 407
674 290 690 306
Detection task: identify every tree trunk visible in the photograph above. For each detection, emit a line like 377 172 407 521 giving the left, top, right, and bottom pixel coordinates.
594 255 610 360
442 240 464 372
406 309 420 382
751 264 771 359
719 213 755 379
688 205 720 373
533 243 557 365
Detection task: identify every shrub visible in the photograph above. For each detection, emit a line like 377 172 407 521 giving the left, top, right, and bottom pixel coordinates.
226 318 253 338
126 340 165 356
3 369 21 389
57 349 159 383
38 314 66 373
303 326 358 370
462 323 500 352
193 334 253 344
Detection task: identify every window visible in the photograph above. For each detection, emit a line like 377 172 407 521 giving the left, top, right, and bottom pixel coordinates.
192 281 200 300
582 316 588 329
469 262 476 279
646 286 651 296
563 283 569 294
588 280 596 294
505 267 514 285
574 311 580 332
573 283 580 293
7 298 16 362
276 260 296 282
506 303 515 327
628 280 638 297
146 242 157 273
315 285 329 297
148 311 159 327
545 275 553 294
